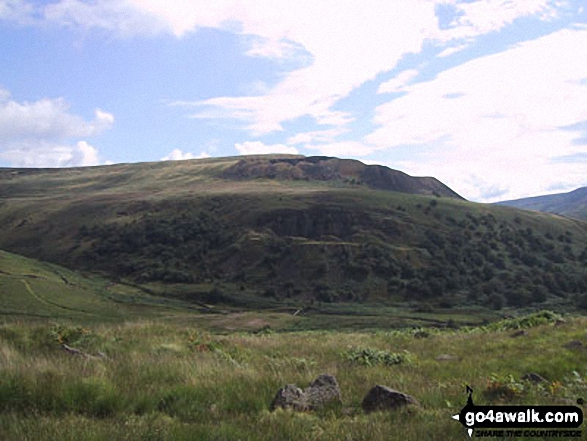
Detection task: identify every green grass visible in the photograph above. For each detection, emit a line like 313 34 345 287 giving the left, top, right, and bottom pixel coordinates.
0 314 585 440
0 250 209 323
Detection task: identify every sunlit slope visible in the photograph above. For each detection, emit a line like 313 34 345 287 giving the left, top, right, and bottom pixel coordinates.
0 250 199 321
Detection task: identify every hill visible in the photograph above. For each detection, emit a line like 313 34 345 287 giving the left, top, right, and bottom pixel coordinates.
497 187 587 220
1 155 587 312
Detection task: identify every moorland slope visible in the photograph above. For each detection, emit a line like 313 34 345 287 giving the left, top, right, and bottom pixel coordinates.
1 155 586 312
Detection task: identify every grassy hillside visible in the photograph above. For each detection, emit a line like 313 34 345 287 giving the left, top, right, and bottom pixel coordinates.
0 312 585 440
0 248 508 331
1 155 587 313
497 187 587 220
0 250 209 322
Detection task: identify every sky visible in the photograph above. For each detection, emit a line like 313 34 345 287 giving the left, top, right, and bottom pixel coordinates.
1 0 586 202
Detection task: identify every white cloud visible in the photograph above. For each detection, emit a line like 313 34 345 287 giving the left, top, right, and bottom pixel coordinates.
436 43 470 58
306 140 376 157
245 37 307 61
164 1 439 135
366 27 587 202
433 0 564 41
162 0 568 137
378 69 420 94
0 92 113 142
287 128 349 145
43 0 168 37
1 140 101 167
234 141 298 155
160 148 210 161
70 140 100 166
0 0 33 24
0 89 113 167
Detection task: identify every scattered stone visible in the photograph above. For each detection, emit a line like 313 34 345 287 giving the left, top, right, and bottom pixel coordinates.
510 330 527 338
270 374 342 412
521 372 547 383
564 340 583 349
361 385 419 413
270 384 307 411
435 354 459 362
304 374 342 410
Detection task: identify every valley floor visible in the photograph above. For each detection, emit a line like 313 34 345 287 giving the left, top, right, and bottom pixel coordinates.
0 312 585 440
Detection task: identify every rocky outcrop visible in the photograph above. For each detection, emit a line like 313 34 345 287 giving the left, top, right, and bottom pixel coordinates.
256 207 362 240
221 156 463 199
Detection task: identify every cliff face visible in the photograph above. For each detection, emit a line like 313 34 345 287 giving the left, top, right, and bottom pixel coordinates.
221 156 463 199
255 207 362 240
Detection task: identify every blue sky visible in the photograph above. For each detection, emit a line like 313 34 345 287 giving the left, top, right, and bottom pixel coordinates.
1 0 586 202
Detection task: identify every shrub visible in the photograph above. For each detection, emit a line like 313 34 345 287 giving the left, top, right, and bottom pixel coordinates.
483 374 525 401
489 310 563 331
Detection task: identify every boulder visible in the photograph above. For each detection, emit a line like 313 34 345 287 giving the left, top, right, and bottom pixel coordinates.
362 385 419 413
521 372 547 383
270 384 307 411
304 374 342 410
564 340 583 349
270 374 342 411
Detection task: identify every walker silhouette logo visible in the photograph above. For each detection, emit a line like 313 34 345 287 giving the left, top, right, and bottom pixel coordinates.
451 386 583 438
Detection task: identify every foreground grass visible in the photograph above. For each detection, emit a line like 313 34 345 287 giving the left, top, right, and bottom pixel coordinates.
0 314 586 440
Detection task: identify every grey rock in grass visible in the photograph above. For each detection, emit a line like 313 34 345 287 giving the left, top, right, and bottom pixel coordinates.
270 384 308 411
564 340 583 349
435 354 459 362
510 330 528 338
304 374 342 409
270 374 342 411
521 372 547 383
362 385 419 413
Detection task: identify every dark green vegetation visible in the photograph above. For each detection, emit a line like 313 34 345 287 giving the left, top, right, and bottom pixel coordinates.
0 313 585 440
1 155 587 315
498 187 587 220
0 242 504 331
